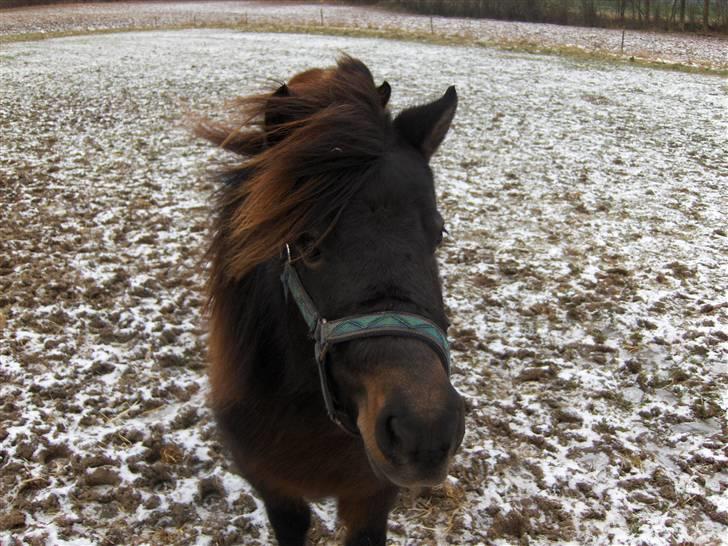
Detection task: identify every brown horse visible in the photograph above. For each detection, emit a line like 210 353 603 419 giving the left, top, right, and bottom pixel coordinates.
197 56 465 546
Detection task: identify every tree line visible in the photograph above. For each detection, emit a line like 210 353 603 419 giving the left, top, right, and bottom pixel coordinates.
365 0 728 32
3 0 727 32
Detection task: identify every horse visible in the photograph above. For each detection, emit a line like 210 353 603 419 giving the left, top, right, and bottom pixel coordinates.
196 55 465 546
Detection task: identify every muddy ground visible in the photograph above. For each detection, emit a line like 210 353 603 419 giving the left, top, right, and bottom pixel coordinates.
0 23 727 546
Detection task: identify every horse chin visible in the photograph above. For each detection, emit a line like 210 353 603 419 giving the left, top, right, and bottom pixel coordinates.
363 447 450 489
385 468 450 489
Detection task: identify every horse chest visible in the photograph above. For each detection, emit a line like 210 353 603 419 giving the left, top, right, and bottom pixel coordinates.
220 396 379 499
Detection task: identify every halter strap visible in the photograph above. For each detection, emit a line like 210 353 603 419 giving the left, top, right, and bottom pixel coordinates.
316 313 450 373
280 252 320 333
280 254 451 436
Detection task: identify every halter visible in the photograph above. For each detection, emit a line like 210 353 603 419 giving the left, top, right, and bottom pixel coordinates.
280 245 451 436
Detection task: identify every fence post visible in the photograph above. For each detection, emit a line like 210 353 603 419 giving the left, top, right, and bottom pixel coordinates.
620 28 625 53
320 8 324 26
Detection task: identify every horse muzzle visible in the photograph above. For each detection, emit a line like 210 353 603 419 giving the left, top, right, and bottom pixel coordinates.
354 348 465 488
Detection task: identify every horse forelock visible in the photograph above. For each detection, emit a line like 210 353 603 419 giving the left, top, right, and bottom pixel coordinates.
199 55 389 291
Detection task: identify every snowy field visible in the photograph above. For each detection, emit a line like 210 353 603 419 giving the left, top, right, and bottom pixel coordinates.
1 29 727 545
1 1 727 72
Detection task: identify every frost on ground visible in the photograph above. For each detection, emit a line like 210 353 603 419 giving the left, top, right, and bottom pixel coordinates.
1 30 727 546
1 1 727 71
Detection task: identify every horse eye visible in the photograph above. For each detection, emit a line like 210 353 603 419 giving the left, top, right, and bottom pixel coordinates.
297 233 323 266
306 246 322 263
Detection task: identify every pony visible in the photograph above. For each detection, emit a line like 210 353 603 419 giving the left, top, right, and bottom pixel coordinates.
197 55 465 546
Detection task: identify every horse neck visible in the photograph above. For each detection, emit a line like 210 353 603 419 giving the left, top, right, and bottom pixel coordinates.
232 260 319 398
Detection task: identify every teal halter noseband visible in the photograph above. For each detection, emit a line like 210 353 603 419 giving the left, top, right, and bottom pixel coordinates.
280 246 451 436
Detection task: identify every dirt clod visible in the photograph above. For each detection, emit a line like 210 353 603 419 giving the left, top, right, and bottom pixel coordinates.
0 511 26 531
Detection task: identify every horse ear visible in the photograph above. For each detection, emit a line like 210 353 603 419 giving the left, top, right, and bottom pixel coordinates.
394 86 457 161
377 81 391 107
264 84 290 130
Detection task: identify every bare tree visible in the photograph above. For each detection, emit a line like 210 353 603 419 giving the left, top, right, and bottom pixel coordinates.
704 0 710 29
384 0 726 32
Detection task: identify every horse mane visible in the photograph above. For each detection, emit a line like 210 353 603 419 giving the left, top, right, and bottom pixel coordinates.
197 56 391 408
197 55 390 288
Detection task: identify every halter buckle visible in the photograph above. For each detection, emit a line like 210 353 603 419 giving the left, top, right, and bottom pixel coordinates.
313 318 329 363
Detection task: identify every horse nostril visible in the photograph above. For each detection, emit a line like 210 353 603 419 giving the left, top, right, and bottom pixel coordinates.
378 414 402 458
376 412 412 463
386 416 399 446
436 443 451 463
377 412 452 468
